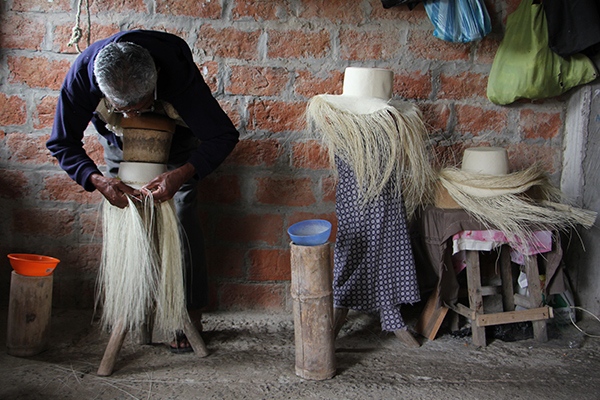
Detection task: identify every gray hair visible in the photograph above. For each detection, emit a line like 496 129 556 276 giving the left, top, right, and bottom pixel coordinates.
93 42 157 108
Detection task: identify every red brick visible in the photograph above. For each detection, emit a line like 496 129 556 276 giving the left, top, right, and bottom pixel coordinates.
216 213 284 245
267 29 330 59
33 95 58 129
156 0 221 18
455 105 508 135
507 144 558 173
198 175 242 204
292 140 330 170
53 24 120 54
299 0 365 24
52 244 102 274
6 133 55 164
0 14 45 50
8 56 71 90
294 70 343 98
408 30 471 61
219 282 287 310
83 135 106 166
0 94 26 126
394 70 432 100
256 177 316 207
519 109 562 140
80 211 102 237
232 0 288 21
420 102 451 134
248 249 291 281
227 66 289 96
431 143 466 169
206 246 246 279
340 30 400 60
0 169 29 199
370 0 428 23
247 100 305 133
475 36 501 64
41 174 103 204
198 26 260 59
89 0 148 13
198 61 219 93
439 72 488 100
13 208 75 237
12 0 70 11
225 139 282 167
322 176 337 203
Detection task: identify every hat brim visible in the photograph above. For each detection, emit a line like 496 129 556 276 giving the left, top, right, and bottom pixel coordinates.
317 94 391 115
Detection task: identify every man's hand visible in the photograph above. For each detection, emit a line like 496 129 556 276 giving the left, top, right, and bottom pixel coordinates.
141 163 196 203
89 173 140 208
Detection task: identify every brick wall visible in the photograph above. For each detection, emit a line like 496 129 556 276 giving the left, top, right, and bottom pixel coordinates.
0 0 569 310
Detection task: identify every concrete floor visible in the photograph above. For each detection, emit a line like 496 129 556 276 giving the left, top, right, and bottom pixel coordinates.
1 305 599 400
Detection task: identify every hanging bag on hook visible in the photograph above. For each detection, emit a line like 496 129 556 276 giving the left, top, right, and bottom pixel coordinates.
487 0 598 105
423 0 492 43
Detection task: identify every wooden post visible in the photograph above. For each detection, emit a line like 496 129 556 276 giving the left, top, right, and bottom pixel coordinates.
466 250 486 347
7 271 53 357
523 255 548 343
290 242 336 380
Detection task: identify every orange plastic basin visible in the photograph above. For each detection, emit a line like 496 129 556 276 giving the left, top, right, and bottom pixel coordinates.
7 254 60 277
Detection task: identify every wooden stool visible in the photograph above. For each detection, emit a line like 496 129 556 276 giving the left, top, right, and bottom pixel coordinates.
420 245 553 347
97 311 208 376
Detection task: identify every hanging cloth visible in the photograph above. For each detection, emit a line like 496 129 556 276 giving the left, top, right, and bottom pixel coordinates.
487 0 598 105
543 0 600 57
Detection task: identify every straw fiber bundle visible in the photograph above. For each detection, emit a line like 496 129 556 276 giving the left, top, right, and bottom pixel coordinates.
306 96 437 218
97 194 186 334
439 163 597 242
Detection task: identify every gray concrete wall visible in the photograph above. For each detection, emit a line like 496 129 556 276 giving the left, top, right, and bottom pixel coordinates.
562 80 600 317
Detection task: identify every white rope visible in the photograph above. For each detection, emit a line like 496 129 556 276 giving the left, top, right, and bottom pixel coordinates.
67 0 91 53
569 306 600 338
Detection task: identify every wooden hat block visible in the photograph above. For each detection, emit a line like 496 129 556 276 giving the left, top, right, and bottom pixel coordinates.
97 113 208 377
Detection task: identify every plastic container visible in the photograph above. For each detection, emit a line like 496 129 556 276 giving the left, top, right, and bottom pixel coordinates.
7 254 60 277
287 220 332 246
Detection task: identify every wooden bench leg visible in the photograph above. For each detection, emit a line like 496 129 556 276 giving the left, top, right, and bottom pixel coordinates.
183 313 209 357
415 286 448 341
466 250 486 347
524 255 548 343
98 319 128 376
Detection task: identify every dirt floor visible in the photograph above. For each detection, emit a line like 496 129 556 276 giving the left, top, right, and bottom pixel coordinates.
1 304 599 400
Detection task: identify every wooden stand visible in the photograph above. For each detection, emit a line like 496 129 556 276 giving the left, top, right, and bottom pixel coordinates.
291 242 336 380
6 271 53 357
97 312 208 376
433 246 553 347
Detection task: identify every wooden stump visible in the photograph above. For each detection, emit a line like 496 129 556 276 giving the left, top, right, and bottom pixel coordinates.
290 243 336 380
7 271 53 357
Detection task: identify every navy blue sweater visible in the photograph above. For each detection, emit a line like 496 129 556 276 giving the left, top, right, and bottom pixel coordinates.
47 30 239 191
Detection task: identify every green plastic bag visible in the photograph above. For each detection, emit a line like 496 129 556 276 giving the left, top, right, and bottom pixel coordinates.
487 0 598 105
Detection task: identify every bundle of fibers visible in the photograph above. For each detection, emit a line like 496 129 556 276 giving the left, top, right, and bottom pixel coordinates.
439 163 597 243
97 194 186 334
306 96 437 218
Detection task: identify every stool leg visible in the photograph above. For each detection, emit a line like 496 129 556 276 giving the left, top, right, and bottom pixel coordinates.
183 312 209 357
98 319 128 376
500 246 515 312
524 255 548 342
466 250 486 347
333 308 348 339
138 310 155 345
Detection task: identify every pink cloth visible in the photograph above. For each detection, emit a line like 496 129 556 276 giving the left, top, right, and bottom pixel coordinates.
451 230 553 273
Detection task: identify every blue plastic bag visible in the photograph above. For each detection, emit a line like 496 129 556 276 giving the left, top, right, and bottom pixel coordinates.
423 0 491 43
